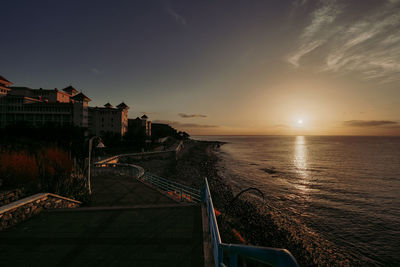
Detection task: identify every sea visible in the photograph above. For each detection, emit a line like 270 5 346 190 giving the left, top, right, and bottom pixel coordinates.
194 135 400 266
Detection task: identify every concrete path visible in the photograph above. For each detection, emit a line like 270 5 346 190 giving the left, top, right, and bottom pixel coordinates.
90 174 177 206
0 174 205 266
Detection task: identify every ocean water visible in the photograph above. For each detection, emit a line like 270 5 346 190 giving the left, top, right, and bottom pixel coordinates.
195 136 400 266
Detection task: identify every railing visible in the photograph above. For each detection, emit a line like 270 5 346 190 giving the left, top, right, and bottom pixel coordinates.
94 159 201 203
93 162 145 178
203 178 299 267
95 140 184 164
141 172 201 203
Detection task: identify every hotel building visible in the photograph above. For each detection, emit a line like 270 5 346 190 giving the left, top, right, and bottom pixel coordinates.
128 115 151 136
88 102 129 136
0 75 129 137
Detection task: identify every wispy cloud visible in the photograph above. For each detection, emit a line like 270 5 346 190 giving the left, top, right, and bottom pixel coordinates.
287 0 400 83
288 40 325 67
178 113 207 118
165 5 186 25
287 0 343 66
301 0 343 40
153 120 217 128
90 68 100 74
344 120 399 127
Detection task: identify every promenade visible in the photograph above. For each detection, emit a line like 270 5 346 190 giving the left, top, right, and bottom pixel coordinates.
0 174 204 266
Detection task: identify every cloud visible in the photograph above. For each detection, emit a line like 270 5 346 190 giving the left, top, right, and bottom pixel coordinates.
287 0 400 83
90 68 100 74
165 5 186 25
343 120 399 127
288 40 325 67
301 0 343 40
287 0 343 67
153 120 218 128
178 113 207 118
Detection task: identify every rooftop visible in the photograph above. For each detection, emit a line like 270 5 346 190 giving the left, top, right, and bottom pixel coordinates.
104 102 113 108
0 75 12 86
116 102 129 109
62 85 78 95
71 92 91 102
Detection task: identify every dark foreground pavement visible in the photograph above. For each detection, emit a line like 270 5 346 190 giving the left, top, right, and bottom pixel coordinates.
0 174 205 266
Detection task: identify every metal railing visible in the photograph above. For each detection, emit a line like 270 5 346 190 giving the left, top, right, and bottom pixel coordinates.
203 178 299 267
94 140 184 164
94 159 201 203
141 172 201 203
93 162 145 178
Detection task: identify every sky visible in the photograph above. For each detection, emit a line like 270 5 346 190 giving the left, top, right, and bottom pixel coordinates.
1 0 399 135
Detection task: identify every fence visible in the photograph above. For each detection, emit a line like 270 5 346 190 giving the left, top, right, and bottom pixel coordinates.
141 172 201 202
93 162 144 178
203 178 299 267
94 160 201 203
95 141 184 163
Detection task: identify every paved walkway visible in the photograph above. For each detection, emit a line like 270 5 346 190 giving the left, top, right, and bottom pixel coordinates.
90 174 177 206
0 174 204 266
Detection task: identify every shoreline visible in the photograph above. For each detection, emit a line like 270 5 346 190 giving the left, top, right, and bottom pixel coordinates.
131 139 356 266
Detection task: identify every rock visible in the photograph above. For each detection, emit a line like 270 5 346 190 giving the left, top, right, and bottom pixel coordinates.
260 168 278 174
33 207 43 215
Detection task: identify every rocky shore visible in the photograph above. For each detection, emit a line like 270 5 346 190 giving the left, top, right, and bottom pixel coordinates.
132 139 356 266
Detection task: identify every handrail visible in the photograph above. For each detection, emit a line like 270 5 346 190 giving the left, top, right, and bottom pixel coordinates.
203 178 223 266
93 162 145 178
203 178 299 267
94 157 201 203
144 173 201 194
95 141 184 165
141 172 201 202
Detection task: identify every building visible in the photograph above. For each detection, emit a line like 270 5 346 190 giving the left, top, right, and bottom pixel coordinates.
88 102 129 136
128 114 151 136
0 75 13 127
0 76 91 128
0 75 130 137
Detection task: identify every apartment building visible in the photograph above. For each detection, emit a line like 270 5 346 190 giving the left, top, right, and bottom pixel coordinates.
88 102 129 136
128 114 151 136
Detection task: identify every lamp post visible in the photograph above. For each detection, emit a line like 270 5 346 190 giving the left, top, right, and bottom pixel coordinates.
88 136 105 195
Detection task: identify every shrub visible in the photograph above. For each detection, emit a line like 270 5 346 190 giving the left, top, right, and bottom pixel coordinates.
0 150 39 188
0 145 90 202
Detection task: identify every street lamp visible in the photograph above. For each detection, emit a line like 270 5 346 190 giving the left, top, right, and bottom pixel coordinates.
88 136 105 195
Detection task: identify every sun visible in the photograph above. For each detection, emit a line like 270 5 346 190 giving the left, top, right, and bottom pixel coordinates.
297 119 303 124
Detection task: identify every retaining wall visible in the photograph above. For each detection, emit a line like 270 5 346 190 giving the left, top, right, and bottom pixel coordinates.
0 188 24 206
0 193 81 231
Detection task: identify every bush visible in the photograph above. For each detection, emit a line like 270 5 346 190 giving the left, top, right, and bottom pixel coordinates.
0 150 39 188
0 145 90 202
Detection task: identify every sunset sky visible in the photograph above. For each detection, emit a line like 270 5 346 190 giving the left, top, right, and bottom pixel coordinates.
1 0 399 135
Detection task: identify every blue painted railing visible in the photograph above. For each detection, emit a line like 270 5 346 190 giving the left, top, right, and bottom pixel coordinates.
203 178 299 267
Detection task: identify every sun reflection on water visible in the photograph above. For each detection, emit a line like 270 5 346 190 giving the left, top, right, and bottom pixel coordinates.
295 136 307 174
294 136 310 193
